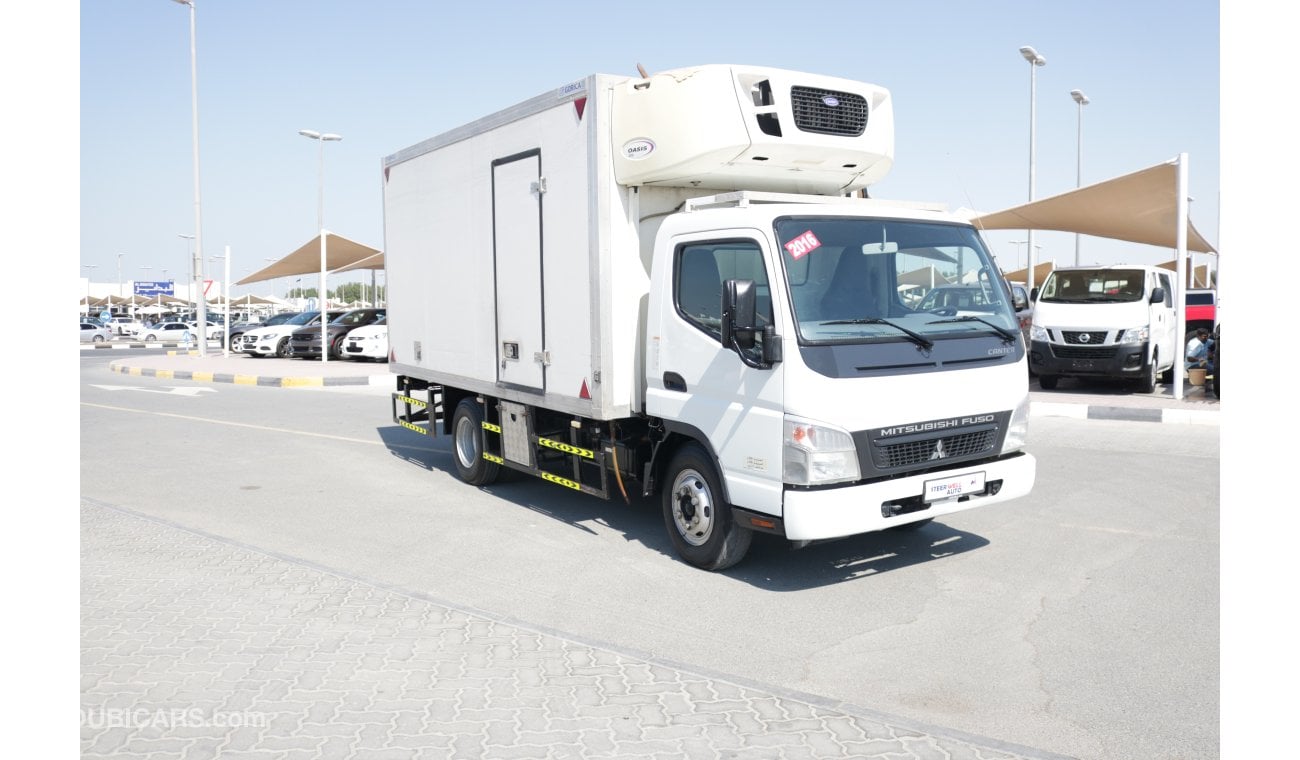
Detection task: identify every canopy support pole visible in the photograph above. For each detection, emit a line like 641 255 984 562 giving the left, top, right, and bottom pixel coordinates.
1173 154 1189 401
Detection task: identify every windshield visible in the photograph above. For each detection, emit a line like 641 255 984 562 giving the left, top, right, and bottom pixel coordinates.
265 312 300 325
1039 269 1146 303
332 310 383 326
285 311 318 326
774 217 1016 344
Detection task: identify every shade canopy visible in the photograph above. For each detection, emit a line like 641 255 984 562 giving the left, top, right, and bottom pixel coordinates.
236 232 383 285
1000 261 1057 286
897 265 954 288
211 293 278 306
972 160 1217 254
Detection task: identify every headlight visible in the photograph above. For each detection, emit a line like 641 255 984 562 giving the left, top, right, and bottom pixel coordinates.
1119 326 1149 344
1029 324 1049 342
783 416 860 486
1001 395 1030 454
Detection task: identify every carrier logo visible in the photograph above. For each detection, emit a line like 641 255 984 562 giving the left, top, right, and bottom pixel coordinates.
822 95 840 107
622 139 656 160
877 414 996 437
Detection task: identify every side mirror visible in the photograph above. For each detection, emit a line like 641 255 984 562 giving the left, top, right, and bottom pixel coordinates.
1030 287 1039 302
1149 286 1165 304
721 279 757 351
1013 291 1029 311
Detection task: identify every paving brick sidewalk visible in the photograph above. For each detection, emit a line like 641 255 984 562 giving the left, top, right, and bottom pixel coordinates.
82 501 1065 760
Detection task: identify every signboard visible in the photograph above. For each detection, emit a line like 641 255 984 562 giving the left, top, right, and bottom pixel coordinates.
134 280 175 298
99 310 112 324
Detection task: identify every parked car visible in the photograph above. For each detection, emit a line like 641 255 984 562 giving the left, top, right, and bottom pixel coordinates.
139 321 197 342
80 320 112 343
340 317 389 361
239 310 345 357
288 308 387 359
227 311 301 347
186 320 225 341
107 315 144 336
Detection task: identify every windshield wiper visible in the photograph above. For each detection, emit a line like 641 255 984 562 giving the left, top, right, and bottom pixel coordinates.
820 318 934 350
926 316 1017 342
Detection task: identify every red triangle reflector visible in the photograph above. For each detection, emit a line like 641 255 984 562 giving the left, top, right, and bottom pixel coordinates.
574 97 587 121
579 379 590 399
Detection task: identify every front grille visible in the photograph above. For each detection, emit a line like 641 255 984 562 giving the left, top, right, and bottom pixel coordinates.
1062 331 1108 345
1052 345 1118 360
875 429 997 470
790 86 867 136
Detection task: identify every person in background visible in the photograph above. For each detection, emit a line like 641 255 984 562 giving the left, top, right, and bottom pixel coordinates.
1185 328 1212 372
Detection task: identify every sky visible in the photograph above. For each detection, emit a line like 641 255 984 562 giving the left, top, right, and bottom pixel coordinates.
75 0 1221 297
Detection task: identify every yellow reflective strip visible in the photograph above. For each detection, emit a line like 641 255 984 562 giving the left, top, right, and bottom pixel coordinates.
155 370 174 380
394 395 427 408
398 419 429 435
482 422 502 433
192 372 214 382
541 472 582 491
282 377 324 387
483 453 504 464
233 375 258 385
538 437 594 459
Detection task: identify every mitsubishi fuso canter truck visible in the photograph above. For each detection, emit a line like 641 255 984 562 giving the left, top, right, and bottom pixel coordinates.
385 64 1036 570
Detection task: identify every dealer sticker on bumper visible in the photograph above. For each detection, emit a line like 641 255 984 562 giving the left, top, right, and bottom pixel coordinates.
923 471 986 502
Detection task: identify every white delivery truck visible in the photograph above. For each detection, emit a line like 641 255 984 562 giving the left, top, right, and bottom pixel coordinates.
384 64 1036 569
1028 264 1178 392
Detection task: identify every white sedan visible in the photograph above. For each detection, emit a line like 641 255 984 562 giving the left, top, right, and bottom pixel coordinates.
139 321 197 342
80 320 112 343
341 320 388 361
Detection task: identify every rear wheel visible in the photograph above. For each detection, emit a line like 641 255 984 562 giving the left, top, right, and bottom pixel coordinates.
662 443 752 571
93 335 105 343
1037 374 1058 390
451 398 501 486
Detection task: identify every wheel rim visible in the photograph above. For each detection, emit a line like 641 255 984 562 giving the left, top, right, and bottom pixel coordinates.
670 468 715 546
454 415 479 469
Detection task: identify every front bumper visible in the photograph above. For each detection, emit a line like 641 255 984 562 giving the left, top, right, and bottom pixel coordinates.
781 452 1036 540
1029 339 1147 378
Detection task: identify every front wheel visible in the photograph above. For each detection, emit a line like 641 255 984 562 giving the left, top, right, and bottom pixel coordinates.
144 334 157 342
1137 352 1158 394
274 337 291 358
451 398 501 486
93 335 105 343
662 443 752 571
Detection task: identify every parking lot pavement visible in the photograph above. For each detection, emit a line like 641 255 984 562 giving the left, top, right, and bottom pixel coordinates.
82 500 1063 760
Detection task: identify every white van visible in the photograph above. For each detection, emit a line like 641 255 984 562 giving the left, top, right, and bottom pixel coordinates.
1028 265 1177 392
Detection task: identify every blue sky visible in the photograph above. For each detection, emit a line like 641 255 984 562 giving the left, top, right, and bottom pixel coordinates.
75 0 1220 295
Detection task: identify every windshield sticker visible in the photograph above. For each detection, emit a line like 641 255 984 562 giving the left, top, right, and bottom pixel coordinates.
784 231 822 260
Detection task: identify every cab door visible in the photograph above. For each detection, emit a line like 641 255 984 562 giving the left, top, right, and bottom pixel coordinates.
645 232 786 514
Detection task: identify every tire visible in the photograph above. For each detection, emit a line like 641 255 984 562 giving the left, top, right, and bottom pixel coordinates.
144 334 157 342
330 336 345 358
662 443 752 571
451 398 501 486
1137 352 1158 394
274 337 291 358
93 335 105 343
1037 374 1058 390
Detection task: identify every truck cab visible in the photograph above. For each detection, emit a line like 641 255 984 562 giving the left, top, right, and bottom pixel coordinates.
644 195 1034 561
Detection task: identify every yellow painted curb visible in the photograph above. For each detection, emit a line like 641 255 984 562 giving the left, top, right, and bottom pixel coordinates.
281 377 324 387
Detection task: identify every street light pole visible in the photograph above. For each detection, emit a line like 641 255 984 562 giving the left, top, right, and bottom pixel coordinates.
1019 46 1046 291
1071 89 1090 267
172 0 208 355
116 253 125 301
83 265 98 313
179 233 195 308
1010 240 1026 272
299 129 342 364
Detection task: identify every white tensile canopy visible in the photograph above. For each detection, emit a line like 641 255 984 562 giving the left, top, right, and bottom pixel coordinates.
235 231 384 364
972 156 1216 399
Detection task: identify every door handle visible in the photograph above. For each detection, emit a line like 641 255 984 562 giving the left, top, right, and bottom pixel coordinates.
663 372 687 392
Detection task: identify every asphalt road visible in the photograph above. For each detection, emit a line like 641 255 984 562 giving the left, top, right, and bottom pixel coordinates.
79 351 1220 760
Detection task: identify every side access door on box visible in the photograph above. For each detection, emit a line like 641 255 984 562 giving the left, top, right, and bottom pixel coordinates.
492 150 546 393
